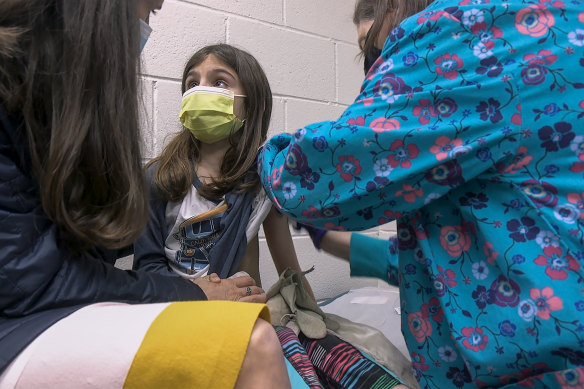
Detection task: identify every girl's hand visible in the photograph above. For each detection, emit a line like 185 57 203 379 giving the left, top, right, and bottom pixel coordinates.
193 274 267 303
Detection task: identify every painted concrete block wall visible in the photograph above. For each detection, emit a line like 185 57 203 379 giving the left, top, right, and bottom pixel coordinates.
138 0 397 300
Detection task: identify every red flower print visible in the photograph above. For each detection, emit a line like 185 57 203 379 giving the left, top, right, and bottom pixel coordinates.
413 99 437 125
421 297 444 323
408 312 432 343
524 49 558 66
555 368 584 387
369 117 400 133
439 225 471 257
301 206 322 219
377 209 403 225
346 116 365 126
430 136 463 161
471 22 503 42
336 156 361 182
387 140 419 168
515 4 555 37
323 222 345 231
434 53 464 80
396 184 423 203
539 0 566 10
271 166 283 189
534 246 580 280
483 241 498 264
461 327 488 352
530 287 563 320
411 352 429 376
511 104 522 125
567 192 584 218
433 265 458 297
500 146 533 174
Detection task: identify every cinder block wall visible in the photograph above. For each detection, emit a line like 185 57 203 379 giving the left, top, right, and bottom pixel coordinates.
139 0 396 299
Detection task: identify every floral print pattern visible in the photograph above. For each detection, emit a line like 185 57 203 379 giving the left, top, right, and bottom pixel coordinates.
259 1 584 387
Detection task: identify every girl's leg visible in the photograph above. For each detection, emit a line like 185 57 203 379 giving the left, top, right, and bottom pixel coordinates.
235 319 291 389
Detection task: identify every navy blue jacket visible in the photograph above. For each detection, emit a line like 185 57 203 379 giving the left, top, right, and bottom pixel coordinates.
0 105 206 373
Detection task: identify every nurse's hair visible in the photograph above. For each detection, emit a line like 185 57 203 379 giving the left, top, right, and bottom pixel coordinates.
0 0 148 250
356 0 434 60
150 44 273 201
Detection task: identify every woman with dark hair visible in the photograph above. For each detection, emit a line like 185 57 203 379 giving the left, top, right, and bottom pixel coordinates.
259 0 584 387
0 1 290 388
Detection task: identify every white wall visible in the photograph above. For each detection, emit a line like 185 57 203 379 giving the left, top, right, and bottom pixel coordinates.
138 0 396 300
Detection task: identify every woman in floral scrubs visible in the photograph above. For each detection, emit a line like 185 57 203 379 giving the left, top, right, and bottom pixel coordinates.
258 1 584 387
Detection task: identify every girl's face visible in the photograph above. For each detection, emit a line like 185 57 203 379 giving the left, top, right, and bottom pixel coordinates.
184 54 246 120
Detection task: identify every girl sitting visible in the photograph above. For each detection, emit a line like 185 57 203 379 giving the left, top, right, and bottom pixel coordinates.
134 44 314 299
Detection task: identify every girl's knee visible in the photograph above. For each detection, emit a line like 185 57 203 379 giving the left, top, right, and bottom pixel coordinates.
248 319 280 356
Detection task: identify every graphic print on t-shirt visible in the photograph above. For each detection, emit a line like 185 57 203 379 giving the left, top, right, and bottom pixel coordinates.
172 203 228 274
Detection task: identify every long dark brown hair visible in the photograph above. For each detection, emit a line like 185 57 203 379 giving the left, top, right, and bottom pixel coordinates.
150 44 272 201
355 0 434 60
0 0 148 250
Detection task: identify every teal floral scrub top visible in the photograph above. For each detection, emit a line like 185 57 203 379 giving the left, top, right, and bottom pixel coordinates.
258 1 584 387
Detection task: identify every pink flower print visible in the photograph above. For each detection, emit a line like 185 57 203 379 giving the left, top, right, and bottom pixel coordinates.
396 184 423 203
530 287 563 320
538 0 565 8
387 140 419 169
434 53 464 80
567 192 584 218
369 117 400 133
501 146 533 174
323 222 345 231
433 265 458 297
416 10 443 24
301 206 322 219
483 241 498 264
430 136 463 161
271 166 283 189
580 12 584 23
413 99 437 125
346 116 365 126
336 156 362 182
362 97 374 106
524 49 558 66
377 210 403 225
515 5 555 37
439 225 471 257
461 327 488 352
471 22 503 42
534 246 580 280
411 352 429 378
556 369 584 388
511 104 522 125
408 312 433 343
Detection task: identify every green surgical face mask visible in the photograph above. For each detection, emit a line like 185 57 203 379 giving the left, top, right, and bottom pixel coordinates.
179 86 246 143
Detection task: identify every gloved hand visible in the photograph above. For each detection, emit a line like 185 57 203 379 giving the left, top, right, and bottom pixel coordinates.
293 222 327 250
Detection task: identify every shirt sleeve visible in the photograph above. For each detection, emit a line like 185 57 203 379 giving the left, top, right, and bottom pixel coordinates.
0 128 206 318
258 7 516 230
349 233 398 285
133 165 178 276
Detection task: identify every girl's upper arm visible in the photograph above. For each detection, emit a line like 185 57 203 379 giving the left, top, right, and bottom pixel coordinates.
262 206 302 275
